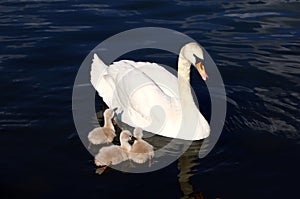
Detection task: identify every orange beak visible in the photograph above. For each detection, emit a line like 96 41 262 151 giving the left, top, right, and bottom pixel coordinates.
196 62 208 81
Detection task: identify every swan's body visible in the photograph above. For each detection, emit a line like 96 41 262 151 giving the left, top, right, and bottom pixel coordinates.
129 127 154 164
94 130 132 167
88 109 116 146
90 42 210 140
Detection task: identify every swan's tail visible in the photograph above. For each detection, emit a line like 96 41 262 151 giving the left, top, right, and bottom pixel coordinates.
90 53 107 90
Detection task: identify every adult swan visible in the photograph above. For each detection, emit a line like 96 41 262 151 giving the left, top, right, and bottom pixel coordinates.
90 42 210 140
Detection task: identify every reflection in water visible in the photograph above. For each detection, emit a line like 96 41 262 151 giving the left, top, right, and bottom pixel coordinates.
177 141 201 199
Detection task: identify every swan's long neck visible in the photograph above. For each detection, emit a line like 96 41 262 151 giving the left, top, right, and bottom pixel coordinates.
104 116 114 130
178 54 191 83
120 139 131 151
177 54 195 109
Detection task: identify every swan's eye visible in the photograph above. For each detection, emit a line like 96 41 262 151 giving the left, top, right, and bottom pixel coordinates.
193 54 204 67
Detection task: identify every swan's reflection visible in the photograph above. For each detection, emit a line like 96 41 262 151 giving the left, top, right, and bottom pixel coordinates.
178 140 203 199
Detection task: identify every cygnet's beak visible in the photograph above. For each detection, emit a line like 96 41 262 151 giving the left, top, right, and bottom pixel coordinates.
128 136 136 145
131 136 137 141
196 62 208 81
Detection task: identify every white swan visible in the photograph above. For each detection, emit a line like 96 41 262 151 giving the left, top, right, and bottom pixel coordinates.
90 42 210 140
129 127 154 165
87 108 116 147
94 130 132 174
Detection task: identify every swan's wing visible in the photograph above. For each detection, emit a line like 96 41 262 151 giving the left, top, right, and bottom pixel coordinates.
104 60 180 128
90 54 115 107
117 60 180 98
109 60 180 102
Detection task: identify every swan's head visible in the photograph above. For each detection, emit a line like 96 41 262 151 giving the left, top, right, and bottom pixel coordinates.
133 127 143 139
181 42 208 81
120 130 132 142
103 108 114 119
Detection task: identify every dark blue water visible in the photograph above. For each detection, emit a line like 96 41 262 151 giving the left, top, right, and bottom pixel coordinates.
1 0 300 198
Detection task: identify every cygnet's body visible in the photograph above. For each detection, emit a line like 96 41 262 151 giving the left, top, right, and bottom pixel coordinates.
129 127 154 165
88 109 116 146
95 130 132 167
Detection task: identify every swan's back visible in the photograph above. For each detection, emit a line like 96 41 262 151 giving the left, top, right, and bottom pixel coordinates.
103 128 116 142
129 139 154 164
88 127 116 145
95 145 128 166
131 140 153 153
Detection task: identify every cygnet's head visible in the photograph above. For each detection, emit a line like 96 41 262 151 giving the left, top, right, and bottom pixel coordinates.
120 130 132 142
180 42 208 81
133 127 143 139
103 108 114 119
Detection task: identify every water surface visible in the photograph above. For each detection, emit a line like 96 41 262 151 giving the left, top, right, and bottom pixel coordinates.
0 0 300 198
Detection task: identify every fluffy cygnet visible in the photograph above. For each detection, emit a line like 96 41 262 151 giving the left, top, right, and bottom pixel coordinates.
88 108 116 147
129 127 154 166
94 130 132 174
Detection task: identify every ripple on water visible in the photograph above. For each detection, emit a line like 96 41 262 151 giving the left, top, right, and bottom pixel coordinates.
225 84 299 140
